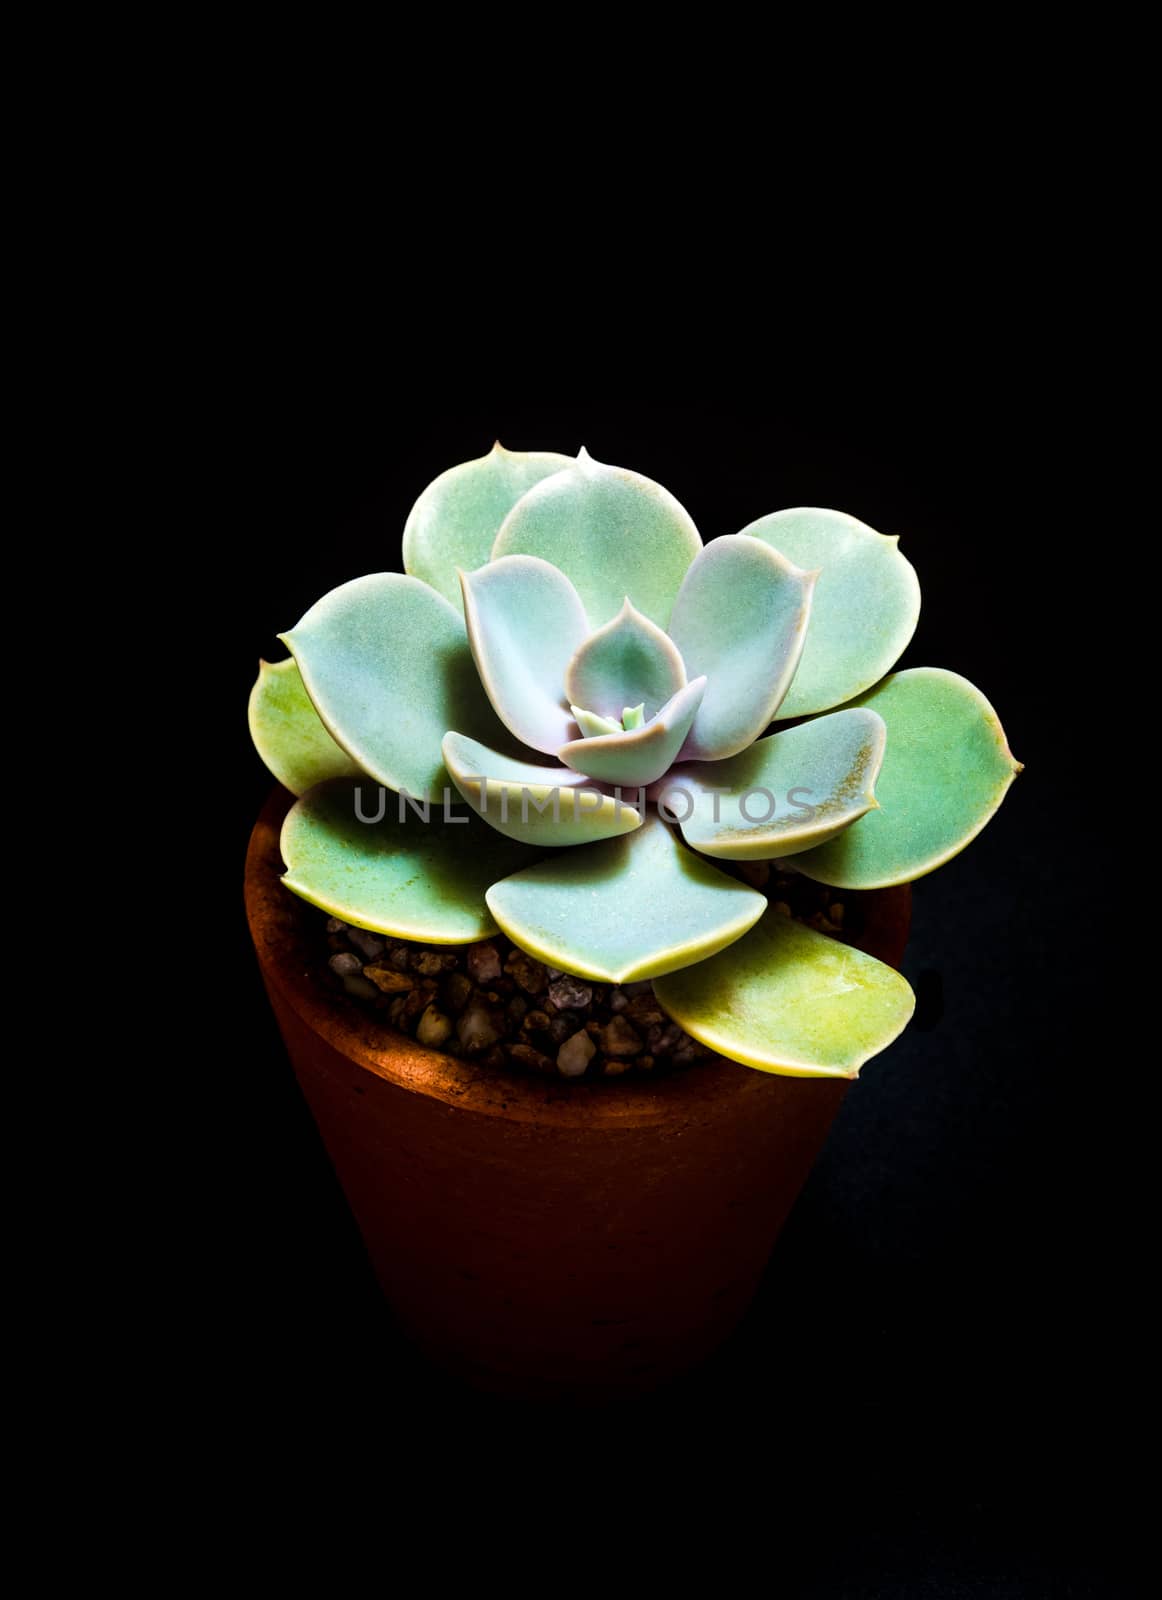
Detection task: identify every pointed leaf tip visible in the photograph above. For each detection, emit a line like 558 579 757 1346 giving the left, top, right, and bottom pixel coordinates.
248 656 362 796
281 573 505 800
743 507 921 719
493 455 702 628
402 443 575 612
564 598 686 721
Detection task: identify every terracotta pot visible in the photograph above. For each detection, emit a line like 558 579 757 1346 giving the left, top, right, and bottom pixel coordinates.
246 787 910 1399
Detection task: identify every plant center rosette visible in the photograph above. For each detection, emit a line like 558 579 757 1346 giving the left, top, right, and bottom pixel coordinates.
250 445 1021 1079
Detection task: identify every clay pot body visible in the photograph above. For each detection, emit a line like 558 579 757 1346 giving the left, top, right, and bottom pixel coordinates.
246 788 910 1398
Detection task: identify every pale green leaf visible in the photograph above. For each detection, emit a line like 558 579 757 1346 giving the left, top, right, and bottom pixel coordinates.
653 904 915 1078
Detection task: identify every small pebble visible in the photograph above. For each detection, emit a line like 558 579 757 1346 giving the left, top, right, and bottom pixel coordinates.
557 1029 596 1078
401 984 437 1025
340 973 379 1000
347 928 386 961
442 971 474 1013
601 1015 644 1058
362 964 415 993
416 1004 453 1048
505 950 548 996
320 882 857 1080
466 943 502 984
626 992 665 1027
548 976 593 1012
647 1021 683 1056
457 1001 502 1053
413 950 456 976
508 1042 555 1075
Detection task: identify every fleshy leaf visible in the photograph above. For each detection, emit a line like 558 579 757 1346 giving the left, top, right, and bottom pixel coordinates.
563 599 686 720
248 657 362 796
743 508 921 718
666 535 816 761
402 442 574 613
280 777 541 943
621 704 644 730
461 555 590 755
491 448 702 628
557 678 706 788
571 706 622 738
789 668 1022 888
281 574 506 802
485 812 765 982
442 731 641 848
653 904 915 1078
663 708 886 860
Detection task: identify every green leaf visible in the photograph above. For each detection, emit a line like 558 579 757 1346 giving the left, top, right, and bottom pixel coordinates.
281 573 506 803
743 508 921 718
491 447 702 628
461 555 590 755
402 441 574 612
653 905 915 1078
485 813 764 983
665 708 885 859
280 777 541 942
667 534 817 760
442 731 642 847
571 706 623 738
563 599 686 720
789 668 1022 888
557 678 706 789
248 657 362 796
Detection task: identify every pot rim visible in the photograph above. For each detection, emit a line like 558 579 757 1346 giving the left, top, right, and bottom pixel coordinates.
245 786 910 1131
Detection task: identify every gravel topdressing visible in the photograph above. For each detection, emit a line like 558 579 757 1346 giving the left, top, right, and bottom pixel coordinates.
318 859 851 1081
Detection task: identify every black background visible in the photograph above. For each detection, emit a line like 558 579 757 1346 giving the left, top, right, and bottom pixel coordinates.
209 401 1132 1591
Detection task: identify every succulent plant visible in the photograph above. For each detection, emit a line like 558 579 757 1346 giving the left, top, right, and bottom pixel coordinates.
250 444 1020 1079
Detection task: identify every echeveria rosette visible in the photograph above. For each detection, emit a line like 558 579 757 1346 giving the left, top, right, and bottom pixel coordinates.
249 442 1022 1080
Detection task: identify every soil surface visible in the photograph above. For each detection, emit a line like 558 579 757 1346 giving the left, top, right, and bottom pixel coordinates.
320 861 858 1080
